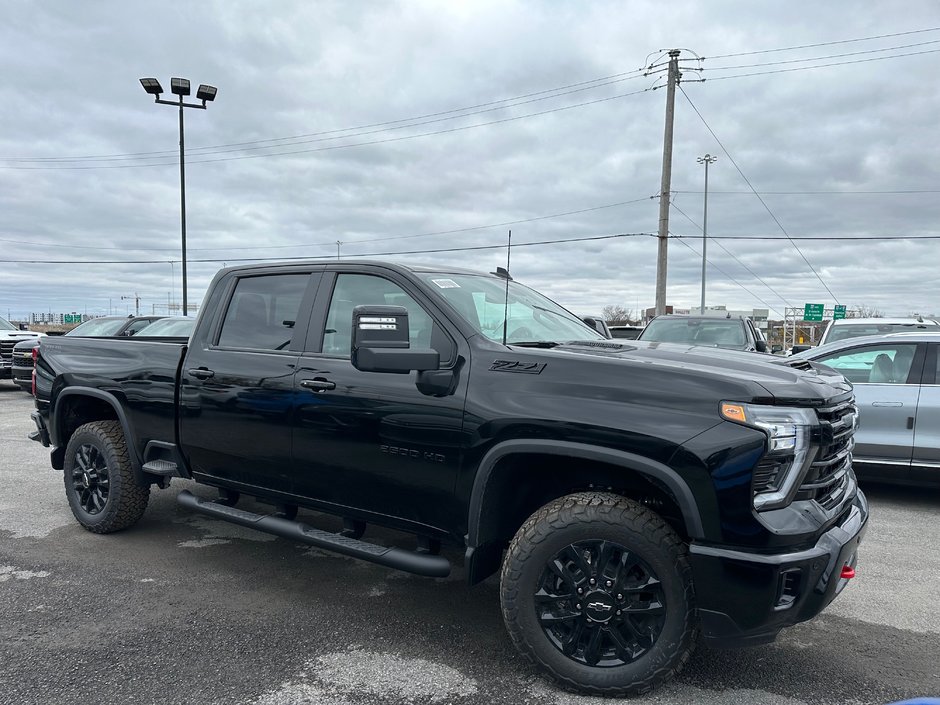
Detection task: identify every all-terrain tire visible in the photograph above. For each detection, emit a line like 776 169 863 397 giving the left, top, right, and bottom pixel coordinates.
63 420 150 533
500 491 696 696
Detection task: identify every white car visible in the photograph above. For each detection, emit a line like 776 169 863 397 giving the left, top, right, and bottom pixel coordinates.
818 317 939 346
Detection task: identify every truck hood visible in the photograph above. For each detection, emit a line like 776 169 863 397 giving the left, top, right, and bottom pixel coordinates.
511 339 852 406
0 330 42 340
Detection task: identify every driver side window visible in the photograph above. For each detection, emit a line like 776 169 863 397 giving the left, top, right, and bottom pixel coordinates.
322 274 454 363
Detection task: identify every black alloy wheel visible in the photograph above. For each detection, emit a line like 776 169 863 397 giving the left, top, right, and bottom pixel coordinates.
536 539 666 667
70 443 111 515
63 420 150 533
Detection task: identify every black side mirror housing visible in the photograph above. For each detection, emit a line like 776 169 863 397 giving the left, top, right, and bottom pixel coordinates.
790 344 813 355
755 340 768 353
771 344 783 354
351 305 440 374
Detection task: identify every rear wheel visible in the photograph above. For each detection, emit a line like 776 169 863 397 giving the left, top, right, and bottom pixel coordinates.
500 492 696 696
64 420 150 533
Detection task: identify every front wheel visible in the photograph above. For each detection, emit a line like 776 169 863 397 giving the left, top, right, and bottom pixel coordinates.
64 420 150 533
500 492 696 696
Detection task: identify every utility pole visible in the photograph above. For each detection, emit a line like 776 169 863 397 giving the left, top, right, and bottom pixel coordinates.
697 153 717 314
121 293 140 317
654 50 681 317
336 241 341 260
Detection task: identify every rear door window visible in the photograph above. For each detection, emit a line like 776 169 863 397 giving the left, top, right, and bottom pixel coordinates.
217 274 310 351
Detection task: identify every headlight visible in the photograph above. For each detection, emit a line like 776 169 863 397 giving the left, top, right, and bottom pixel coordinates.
721 402 816 511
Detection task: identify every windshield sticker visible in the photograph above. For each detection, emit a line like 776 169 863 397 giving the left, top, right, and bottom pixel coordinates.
431 278 460 289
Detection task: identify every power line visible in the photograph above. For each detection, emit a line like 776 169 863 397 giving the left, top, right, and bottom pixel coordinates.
674 189 940 195
0 85 657 171
703 38 940 71
0 196 656 253
701 47 940 82
0 70 647 164
678 85 840 303
671 232 782 316
670 202 793 308
704 26 940 60
670 233 940 240
0 231 657 264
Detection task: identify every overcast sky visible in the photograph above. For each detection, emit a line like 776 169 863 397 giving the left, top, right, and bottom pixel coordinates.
3 1 940 322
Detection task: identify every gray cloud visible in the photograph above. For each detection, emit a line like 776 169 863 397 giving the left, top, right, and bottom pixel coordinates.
3 0 940 322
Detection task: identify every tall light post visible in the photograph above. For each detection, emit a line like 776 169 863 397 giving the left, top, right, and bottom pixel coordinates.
139 77 218 316
697 154 718 314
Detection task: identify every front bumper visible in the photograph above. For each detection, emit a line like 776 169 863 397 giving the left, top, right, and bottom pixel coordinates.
689 488 868 646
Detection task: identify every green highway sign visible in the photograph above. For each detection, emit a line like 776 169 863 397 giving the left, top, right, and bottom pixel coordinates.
64 314 81 324
803 303 825 321
833 305 847 320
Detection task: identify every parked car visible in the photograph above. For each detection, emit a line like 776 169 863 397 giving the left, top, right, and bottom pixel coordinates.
134 316 196 338
792 317 940 354
66 315 164 337
0 315 42 381
794 332 940 486
608 325 644 340
10 316 164 392
638 314 770 353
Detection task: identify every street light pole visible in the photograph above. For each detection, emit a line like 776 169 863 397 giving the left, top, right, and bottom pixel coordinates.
139 78 218 316
697 154 718 314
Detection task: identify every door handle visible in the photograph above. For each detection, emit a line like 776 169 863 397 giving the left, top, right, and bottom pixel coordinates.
871 401 902 407
301 378 336 392
186 368 215 380
907 416 915 430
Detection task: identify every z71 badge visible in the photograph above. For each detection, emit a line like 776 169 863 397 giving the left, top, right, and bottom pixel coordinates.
490 360 546 374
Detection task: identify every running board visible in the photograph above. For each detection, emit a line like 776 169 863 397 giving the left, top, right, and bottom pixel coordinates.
177 490 451 578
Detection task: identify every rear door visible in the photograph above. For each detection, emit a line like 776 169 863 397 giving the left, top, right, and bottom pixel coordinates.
180 269 321 495
812 341 924 474
910 343 940 483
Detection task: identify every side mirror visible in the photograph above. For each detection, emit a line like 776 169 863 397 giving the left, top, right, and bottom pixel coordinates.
350 305 439 374
771 344 783 354
791 344 813 355
755 340 768 353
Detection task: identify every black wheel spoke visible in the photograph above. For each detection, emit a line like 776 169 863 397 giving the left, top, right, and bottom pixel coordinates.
534 586 572 603
607 622 637 661
595 540 617 578
563 545 593 581
583 626 604 666
623 599 665 615
622 574 661 592
561 620 584 656
538 609 580 625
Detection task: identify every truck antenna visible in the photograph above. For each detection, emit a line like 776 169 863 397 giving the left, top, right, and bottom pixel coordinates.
502 230 511 345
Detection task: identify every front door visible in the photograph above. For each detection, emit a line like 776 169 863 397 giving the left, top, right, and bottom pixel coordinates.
813 341 923 478
292 270 468 531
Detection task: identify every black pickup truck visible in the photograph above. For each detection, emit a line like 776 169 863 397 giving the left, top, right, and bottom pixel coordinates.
30 260 867 696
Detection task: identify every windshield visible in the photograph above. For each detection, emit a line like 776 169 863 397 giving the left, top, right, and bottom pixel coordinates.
66 317 127 336
640 317 747 349
136 318 196 337
418 273 604 344
826 322 937 343
0 316 15 331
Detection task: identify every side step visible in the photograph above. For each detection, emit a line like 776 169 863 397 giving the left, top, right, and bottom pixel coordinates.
177 490 451 578
142 459 180 476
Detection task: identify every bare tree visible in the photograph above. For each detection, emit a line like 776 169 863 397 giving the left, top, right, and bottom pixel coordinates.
847 305 885 319
603 305 635 325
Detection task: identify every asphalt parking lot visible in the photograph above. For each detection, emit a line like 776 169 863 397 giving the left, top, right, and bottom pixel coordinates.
1 381 938 705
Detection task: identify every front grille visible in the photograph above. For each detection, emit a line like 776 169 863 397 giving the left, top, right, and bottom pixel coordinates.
797 398 857 510
12 351 34 367
0 340 16 363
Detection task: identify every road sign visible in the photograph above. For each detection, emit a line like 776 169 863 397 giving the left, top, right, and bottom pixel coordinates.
833 305 847 320
803 303 825 321
64 314 80 324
